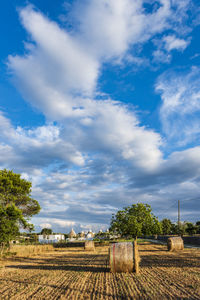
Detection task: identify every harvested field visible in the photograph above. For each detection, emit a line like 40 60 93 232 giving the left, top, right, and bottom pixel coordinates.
0 242 199 299
9 244 54 257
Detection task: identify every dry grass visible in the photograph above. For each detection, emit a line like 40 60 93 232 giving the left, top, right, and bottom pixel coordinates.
9 244 54 257
0 242 199 299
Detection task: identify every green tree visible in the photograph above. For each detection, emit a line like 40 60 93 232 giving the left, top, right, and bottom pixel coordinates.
41 228 53 235
110 203 162 238
196 221 200 234
0 169 40 253
29 233 38 244
0 169 40 220
0 203 29 253
171 223 178 235
185 222 197 235
161 218 172 235
174 222 187 236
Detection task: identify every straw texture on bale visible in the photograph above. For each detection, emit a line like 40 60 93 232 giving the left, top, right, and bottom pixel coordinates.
109 241 140 273
84 240 95 251
167 237 184 251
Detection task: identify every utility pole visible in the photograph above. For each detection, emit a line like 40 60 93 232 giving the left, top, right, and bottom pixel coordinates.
178 200 180 235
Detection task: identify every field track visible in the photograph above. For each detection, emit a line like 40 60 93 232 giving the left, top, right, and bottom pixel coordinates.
0 242 200 299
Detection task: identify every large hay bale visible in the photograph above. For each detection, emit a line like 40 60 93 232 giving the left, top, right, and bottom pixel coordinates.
84 240 95 251
109 241 140 273
167 237 184 251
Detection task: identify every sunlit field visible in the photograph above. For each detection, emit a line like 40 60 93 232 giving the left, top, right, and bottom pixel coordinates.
9 244 54 257
0 242 199 299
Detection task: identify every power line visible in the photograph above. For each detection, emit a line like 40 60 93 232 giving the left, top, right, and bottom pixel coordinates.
156 200 178 219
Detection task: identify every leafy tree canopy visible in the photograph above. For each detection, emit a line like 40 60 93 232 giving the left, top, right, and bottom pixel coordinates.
161 218 173 235
41 228 53 235
110 203 162 238
0 169 40 218
196 221 200 234
0 203 30 248
185 222 197 235
0 170 40 253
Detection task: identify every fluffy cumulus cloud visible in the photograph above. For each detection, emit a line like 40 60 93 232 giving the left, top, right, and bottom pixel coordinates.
153 34 190 64
8 1 192 119
163 35 190 51
72 0 173 59
0 112 84 169
3 0 200 231
8 6 99 119
156 67 200 147
0 104 162 171
40 223 52 229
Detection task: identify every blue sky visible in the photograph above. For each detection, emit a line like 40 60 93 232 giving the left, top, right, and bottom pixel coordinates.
1 0 200 233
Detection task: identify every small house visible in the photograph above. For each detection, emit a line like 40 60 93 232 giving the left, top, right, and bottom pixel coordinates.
38 234 65 244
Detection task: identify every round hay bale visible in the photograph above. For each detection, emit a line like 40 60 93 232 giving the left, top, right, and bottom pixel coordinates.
167 237 184 251
109 241 140 273
84 240 95 251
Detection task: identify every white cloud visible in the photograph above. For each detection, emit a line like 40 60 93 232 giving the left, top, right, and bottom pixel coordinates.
152 34 190 64
0 100 163 171
0 144 14 165
8 1 192 119
40 223 52 229
163 35 189 51
153 49 171 63
156 67 200 146
31 144 200 228
51 219 75 227
0 112 85 169
75 0 191 60
70 100 163 170
34 216 104 233
8 6 99 119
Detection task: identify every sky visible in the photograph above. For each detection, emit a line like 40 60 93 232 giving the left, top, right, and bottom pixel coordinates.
1 0 200 233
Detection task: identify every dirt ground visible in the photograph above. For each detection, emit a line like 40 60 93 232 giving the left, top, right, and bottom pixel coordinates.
0 242 199 299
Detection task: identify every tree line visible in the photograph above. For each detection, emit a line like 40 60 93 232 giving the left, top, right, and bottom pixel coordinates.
110 203 200 237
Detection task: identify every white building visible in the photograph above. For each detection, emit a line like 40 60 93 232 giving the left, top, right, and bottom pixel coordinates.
38 234 65 244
